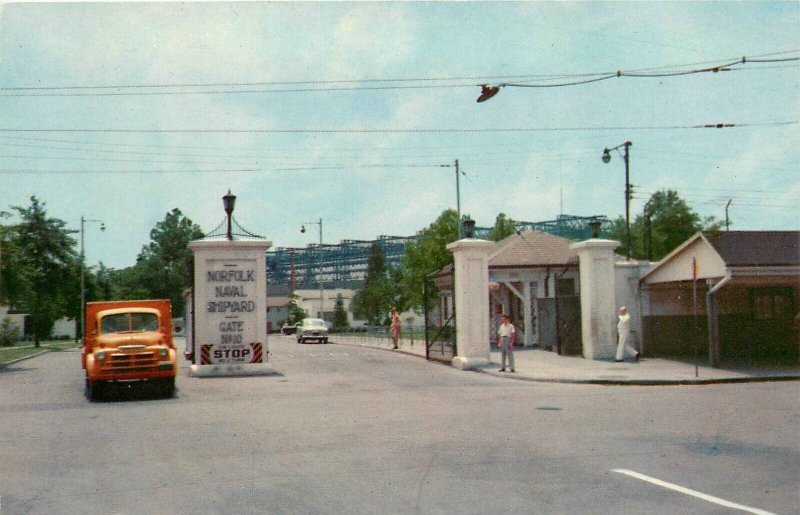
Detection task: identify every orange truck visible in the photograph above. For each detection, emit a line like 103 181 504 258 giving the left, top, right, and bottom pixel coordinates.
82 299 177 400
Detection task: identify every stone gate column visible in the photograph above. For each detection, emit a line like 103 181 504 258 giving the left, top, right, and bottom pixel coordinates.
570 239 620 360
446 238 495 370
188 238 273 376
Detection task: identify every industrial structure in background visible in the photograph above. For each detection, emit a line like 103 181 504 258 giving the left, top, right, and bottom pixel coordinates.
266 214 610 291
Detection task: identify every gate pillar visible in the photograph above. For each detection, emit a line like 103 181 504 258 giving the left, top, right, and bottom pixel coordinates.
570 238 620 360
188 238 274 376
447 238 495 370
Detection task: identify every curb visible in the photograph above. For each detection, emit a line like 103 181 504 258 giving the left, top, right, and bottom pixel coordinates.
332 341 800 386
473 367 800 386
0 349 50 369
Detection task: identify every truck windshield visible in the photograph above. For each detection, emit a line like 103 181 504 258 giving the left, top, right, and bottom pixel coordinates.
101 313 159 333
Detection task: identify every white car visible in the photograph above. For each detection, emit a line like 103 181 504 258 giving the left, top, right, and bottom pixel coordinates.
296 318 329 344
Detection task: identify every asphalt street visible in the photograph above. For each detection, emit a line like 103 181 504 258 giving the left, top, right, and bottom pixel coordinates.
0 335 797 514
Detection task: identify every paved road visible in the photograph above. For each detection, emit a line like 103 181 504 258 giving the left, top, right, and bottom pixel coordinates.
0 335 797 514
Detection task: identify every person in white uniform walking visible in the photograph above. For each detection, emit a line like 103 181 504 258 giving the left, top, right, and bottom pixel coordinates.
616 306 639 362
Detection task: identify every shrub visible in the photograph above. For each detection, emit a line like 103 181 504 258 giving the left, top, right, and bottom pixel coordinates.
0 318 22 347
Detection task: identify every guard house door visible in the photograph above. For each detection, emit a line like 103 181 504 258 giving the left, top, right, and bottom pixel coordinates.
536 295 581 355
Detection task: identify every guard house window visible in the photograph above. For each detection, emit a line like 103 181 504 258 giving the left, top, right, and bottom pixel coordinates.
556 278 576 296
752 287 794 320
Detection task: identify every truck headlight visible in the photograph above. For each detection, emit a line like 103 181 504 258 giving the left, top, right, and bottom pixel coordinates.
159 348 168 357
96 351 107 361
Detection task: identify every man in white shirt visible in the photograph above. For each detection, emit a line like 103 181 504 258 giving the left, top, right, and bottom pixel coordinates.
497 314 516 372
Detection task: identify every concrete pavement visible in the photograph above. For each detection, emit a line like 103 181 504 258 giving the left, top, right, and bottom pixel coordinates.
329 333 800 385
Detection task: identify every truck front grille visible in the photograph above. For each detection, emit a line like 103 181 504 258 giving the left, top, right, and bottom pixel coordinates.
108 352 157 371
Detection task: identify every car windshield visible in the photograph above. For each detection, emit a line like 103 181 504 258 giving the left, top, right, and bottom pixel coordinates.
101 313 159 333
305 319 325 327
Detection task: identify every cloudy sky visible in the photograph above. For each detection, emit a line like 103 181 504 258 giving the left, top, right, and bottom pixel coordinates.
1 1 797 269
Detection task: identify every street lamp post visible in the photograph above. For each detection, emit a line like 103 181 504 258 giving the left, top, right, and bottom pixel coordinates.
301 218 324 319
602 141 633 260
80 216 105 342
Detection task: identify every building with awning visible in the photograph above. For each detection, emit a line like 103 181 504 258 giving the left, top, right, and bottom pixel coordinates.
640 231 799 366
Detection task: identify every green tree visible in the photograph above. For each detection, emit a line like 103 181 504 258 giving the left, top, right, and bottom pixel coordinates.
132 209 204 315
332 293 349 331
286 294 306 325
0 211 16 305
7 197 79 346
608 190 722 261
488 213 517 241
351 243 392 324
399 208 459 312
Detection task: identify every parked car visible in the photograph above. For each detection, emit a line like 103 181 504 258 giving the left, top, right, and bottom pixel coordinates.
296 318 328 344
281 323 297 335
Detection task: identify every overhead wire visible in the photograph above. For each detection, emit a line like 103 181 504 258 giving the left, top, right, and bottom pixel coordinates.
0 51 796 97
0 120 795 134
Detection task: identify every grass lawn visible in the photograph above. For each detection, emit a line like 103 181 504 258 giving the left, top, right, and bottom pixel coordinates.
0 340 81 366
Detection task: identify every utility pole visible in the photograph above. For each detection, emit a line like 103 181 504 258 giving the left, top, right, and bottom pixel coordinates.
725 198 732 231
602 141 632 260
455 159 462 239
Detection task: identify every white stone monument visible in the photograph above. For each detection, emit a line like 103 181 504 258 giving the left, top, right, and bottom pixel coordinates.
447 237 495 370
570 238 620 360
187 192 273 376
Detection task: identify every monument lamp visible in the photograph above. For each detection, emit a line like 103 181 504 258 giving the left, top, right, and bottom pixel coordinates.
588 220 602 239
222 190 237 241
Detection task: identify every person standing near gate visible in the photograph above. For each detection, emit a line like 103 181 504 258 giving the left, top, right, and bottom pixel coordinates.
616 306 639 362
497 314 516 372
390 307 401 350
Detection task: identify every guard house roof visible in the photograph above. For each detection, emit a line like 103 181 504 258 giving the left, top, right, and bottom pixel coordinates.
428 230 581 290
489 230 579 268
641 230 800 285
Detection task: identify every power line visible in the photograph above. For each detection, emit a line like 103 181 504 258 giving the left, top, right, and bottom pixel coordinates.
0 121 795 134
1 51 796 97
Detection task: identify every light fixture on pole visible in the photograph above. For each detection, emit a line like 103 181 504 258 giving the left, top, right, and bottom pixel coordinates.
80 216 105 342
601 141 633 260
222 190 237 241
301 218 324 319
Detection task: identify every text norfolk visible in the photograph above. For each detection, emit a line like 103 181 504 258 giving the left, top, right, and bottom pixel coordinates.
207 270 255 282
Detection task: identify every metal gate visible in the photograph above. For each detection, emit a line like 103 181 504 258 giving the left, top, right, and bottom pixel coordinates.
423 275 456 363
536 295 581 355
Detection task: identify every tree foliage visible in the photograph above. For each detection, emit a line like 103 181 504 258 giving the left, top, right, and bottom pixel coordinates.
351 243 394 324
332 293 349 331
399 208 459 312
488 213 517 241
286 294 306 325
6 197 79 346
106 209 203 315
608 189 722 260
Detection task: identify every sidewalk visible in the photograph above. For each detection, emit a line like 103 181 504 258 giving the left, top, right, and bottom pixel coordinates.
331 335 800 385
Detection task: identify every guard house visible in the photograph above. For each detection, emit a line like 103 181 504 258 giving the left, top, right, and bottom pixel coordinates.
431 230 584 354
487 230 582 351
640 231 800 366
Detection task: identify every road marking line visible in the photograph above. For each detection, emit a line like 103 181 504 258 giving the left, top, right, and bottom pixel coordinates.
612 469 776 515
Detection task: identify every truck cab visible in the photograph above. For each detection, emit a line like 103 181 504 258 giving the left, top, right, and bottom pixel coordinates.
82 299 177 400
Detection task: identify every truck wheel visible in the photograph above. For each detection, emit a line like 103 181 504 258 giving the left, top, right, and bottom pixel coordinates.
88 380 105 402
323 338 328 344
159 378 175 398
